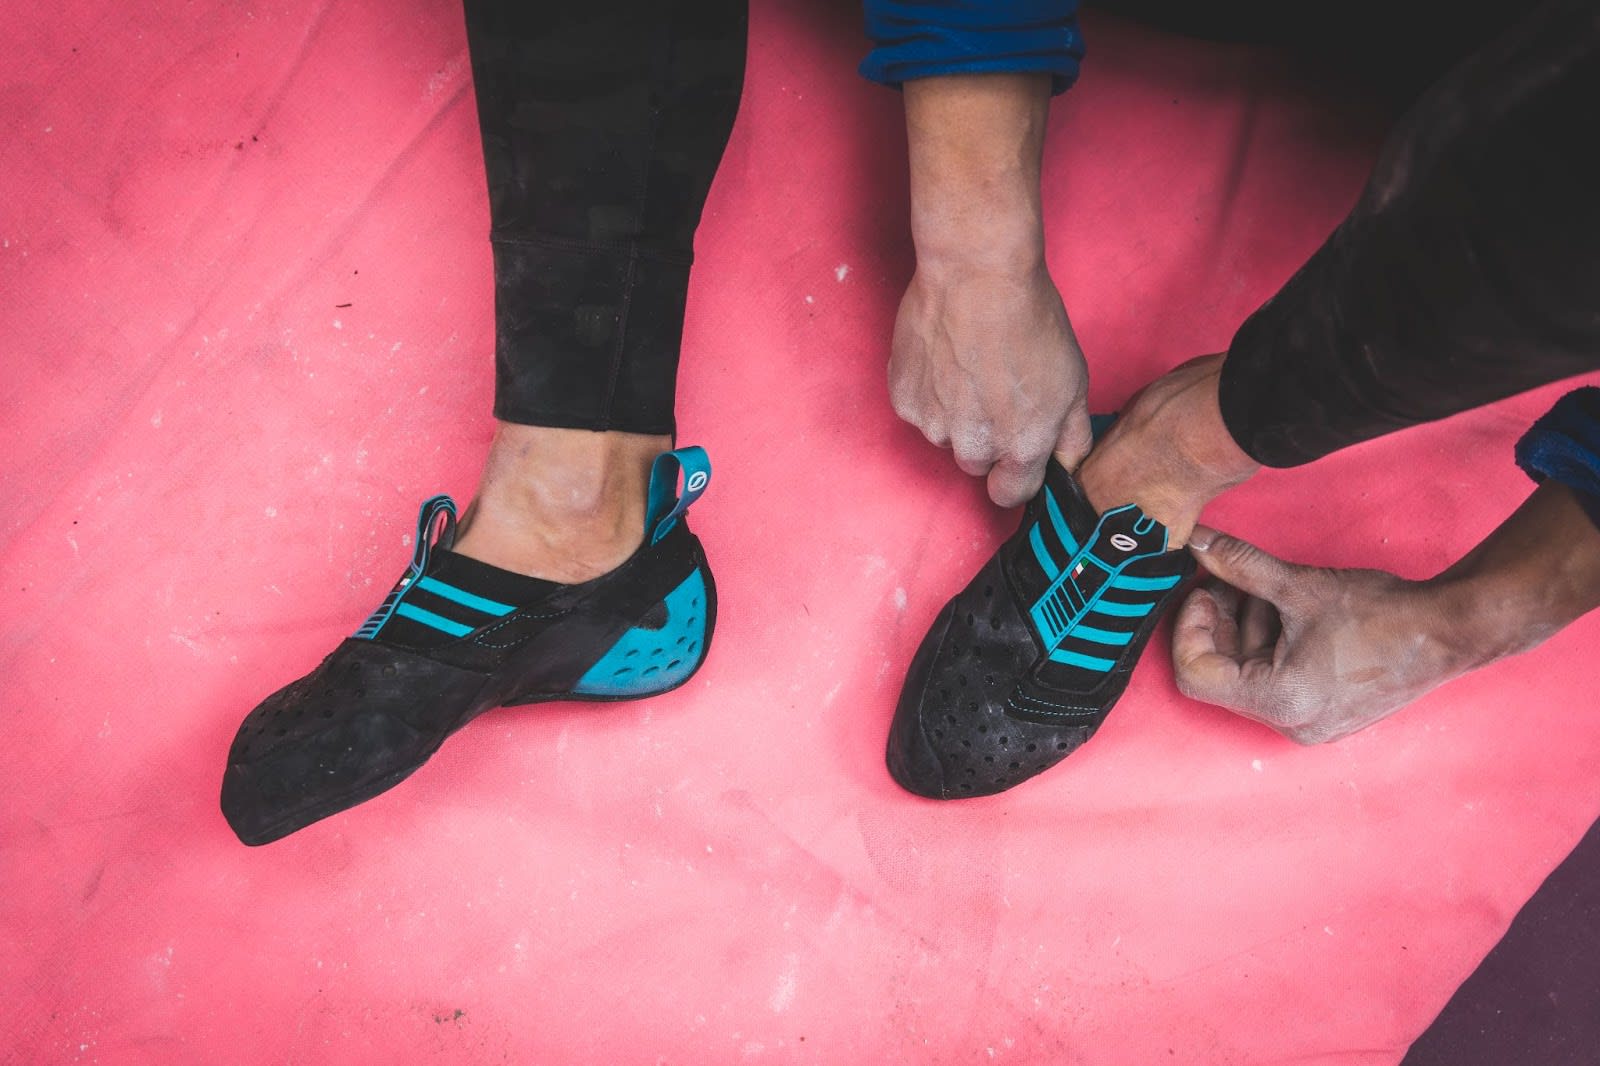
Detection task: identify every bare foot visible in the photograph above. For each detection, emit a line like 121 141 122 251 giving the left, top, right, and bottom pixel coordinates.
1073 354 1260 547
451 424 671 583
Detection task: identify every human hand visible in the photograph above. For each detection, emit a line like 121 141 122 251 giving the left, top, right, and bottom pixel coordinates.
1171 527 1475 744
1075 354 1260 547
889 263 1092 507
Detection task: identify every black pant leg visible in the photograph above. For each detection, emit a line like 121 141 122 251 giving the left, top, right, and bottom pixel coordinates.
463 0 748 434
1218 0 1600 467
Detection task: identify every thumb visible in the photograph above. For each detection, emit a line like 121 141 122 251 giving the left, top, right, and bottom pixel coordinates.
1187 526 1301 605
1053 405 1094 472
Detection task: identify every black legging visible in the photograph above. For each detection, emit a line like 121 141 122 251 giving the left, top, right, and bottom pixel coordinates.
463 0 746 436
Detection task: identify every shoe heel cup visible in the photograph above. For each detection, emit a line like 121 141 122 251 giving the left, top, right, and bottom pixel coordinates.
568 568 712 698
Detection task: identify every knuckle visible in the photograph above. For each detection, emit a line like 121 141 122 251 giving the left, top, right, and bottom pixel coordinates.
1174 671 1206 702
950 422 999 463
888 385 921 424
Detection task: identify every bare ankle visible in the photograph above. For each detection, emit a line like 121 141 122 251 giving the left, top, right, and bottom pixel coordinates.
453 424 672 582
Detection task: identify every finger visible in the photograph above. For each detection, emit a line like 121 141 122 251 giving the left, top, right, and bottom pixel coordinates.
1172 587 1229 668
1204 578 1244 621
1237 593 1283 657
1187 526 1304 605
986 453 1047 508
949 419 1001 474
915 417 951 450
1052 406 1095 471
1174 643 1280 718
953 453 994 478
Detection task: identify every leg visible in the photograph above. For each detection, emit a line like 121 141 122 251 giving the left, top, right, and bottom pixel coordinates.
1080 0 1600 541
219 1 746 845
454 0 747 581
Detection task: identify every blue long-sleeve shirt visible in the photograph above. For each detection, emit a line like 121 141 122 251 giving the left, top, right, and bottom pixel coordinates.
860 0 1084 93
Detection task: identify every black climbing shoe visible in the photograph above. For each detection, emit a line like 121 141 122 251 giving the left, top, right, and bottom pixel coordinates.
221 447 716 845
888 457 1193 799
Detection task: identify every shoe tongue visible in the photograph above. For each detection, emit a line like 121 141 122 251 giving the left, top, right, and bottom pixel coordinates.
425 550 562 605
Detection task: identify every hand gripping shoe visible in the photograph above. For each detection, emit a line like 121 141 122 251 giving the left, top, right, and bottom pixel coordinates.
888 458 1194 799
220 447 717 845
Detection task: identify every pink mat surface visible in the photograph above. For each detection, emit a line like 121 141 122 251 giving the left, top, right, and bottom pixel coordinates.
6 2 1600 1063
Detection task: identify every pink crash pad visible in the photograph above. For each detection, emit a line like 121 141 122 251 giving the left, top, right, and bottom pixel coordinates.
4 1 1599 1063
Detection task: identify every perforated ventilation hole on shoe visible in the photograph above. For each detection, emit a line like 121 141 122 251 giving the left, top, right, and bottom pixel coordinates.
382 664 397 678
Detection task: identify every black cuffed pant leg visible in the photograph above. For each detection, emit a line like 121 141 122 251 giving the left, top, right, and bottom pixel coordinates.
463 0 748 434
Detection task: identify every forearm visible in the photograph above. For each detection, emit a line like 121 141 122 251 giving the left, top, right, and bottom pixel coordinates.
1427 484 1600 667
903 73 1051 278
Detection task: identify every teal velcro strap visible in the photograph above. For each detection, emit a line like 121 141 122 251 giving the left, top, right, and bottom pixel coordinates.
646 446 712 544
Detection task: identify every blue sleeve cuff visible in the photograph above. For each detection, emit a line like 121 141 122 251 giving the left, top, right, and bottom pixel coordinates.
1516 386 1600 531
860 0 1084 96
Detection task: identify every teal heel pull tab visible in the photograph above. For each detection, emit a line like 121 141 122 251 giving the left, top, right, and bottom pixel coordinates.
646 446 711 544
354 495 458 639
1089 412 1118 442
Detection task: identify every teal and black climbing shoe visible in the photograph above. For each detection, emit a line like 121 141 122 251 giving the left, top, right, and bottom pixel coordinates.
888 457 1193 799
221 447 716 845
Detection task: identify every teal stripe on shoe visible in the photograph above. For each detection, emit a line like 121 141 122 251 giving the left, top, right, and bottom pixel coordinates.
1072 624 1134 646
1044 488 1080 555
1049 648 1117 671
1111 572 1183 592
1092 599 1155 618
416 576 515 616
395 602 473 637
1029 524 1060 578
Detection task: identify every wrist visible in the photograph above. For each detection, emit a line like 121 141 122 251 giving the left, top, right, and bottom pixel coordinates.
904 73 1049 278
1418 566 1549 672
